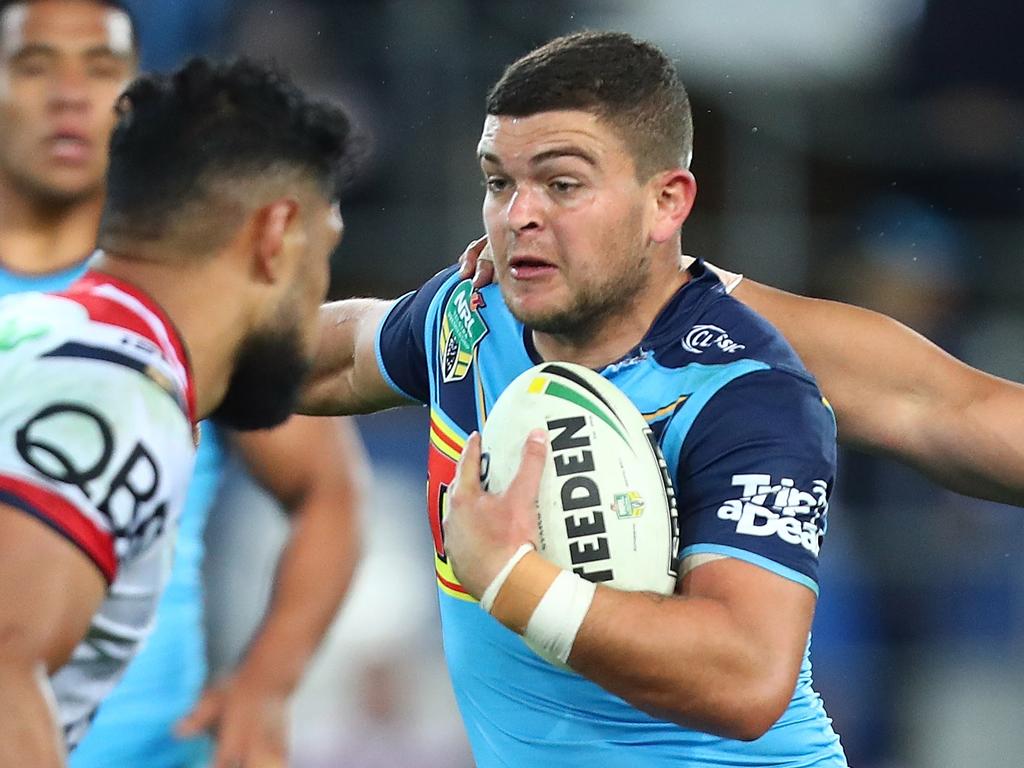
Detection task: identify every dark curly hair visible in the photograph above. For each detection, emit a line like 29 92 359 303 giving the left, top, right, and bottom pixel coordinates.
487 31 692 179
100 57 360 246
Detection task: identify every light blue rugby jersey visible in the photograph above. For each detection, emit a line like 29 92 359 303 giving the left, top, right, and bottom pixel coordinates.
376 260 847 767
0 260 226 768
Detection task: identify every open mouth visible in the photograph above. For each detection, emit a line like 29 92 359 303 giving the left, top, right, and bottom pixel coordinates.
508 255 556 279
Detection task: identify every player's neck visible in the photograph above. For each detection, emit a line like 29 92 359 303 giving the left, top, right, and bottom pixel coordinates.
532 261 690 369
0 182 104 275
90 251 249 421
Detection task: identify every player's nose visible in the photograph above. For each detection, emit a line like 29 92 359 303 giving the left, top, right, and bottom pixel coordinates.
506 187 543 233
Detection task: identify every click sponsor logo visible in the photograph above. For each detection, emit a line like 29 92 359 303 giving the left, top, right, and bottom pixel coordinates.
682 324 745 355
716 473 827 556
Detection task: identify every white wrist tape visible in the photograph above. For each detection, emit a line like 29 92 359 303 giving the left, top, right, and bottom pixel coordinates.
479 543 534 614
523 570 597 665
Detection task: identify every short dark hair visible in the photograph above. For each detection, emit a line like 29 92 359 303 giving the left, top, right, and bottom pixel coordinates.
0 0 139 54
486 31 692 179
100 57 359 245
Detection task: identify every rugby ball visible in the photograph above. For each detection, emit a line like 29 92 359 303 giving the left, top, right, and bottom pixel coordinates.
480 362 680 600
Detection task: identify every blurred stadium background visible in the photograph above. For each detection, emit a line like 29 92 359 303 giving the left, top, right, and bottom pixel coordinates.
122 1 1024 766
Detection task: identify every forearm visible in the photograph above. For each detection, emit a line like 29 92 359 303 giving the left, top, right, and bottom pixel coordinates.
908 372 1024 504
578 590 791 739
490 553 796 740
302 299 377 415
0 660 65 768
302 299 408 416
232 488 360 694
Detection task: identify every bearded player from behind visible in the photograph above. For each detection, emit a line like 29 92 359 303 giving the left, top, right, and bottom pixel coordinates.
0 58 356 767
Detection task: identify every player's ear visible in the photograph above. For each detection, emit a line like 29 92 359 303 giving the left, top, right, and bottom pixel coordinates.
252 198 300 284
648 169 696 244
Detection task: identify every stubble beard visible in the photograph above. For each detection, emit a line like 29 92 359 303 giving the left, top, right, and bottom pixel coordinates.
505 239 652 345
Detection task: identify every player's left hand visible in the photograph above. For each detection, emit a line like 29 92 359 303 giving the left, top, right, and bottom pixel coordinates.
444 430 547 598
456 235 495 289
175 673 289 768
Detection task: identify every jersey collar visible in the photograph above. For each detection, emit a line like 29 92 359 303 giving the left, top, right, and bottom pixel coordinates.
60 269 197 424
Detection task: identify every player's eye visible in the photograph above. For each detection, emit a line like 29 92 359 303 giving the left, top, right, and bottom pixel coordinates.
87 57 126 80
484 176 511 194
12 57 49 76
550 179 580 195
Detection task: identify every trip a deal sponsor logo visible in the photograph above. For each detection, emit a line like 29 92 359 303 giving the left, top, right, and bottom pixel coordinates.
717 473 827 556
682 324 745 355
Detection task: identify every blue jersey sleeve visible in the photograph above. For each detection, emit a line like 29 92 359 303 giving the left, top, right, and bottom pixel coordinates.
375 266 459 404
673 368 836 594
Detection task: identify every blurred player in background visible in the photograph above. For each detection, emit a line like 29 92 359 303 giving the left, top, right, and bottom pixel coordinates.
303 31 847 766
0 2 365 767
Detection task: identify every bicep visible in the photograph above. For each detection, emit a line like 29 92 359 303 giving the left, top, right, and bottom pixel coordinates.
0 504 106 672
732 280 954 450
735 279 1024 502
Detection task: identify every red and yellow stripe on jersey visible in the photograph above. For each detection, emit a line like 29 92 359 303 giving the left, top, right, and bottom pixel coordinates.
427 408 476 602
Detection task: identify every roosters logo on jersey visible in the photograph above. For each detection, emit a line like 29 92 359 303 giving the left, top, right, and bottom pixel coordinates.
716 473 827 556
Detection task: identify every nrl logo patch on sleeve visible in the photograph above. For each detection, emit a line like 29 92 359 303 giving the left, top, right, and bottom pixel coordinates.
439 279 488 383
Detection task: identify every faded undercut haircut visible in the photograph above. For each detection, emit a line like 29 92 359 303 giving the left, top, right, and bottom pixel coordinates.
99 57 359 250
486 31 693 179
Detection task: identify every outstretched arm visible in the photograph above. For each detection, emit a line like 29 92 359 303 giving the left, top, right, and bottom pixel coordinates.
732 279 1024 505
456 240 1024 504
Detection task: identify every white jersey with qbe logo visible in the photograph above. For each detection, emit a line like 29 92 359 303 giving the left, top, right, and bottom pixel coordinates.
0 271 196 749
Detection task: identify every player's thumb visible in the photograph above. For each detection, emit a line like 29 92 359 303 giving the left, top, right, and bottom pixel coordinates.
175 688 221 738
452 432 482 494
505 429 548 506
458 235 487 277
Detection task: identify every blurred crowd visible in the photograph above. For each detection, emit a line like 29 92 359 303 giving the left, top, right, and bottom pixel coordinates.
124 2 1024 766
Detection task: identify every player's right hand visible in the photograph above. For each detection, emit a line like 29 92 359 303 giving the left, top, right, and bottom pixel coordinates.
457 236 495 289
176 675 288 768
444 430 547 600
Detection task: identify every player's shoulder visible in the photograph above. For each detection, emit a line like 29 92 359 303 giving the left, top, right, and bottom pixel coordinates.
380 264 468 334
0 291 97 368
651 261 812 382
414 264 465 305
0 290 191 424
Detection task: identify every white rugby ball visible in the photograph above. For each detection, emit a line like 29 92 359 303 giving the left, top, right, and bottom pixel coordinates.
480 362 680 601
